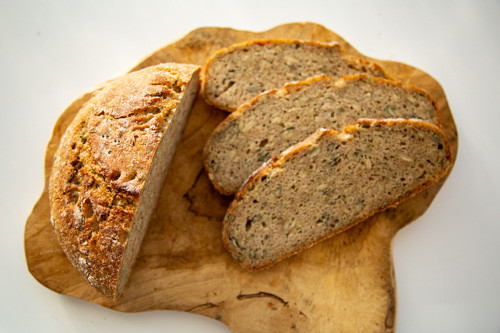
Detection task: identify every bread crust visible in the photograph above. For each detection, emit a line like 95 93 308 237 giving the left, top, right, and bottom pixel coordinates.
222 119 452 271
201 39 392 112
203 74 441 196
49 63 200 299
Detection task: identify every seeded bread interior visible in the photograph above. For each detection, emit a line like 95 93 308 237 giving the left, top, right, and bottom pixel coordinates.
202 39 391 112
222 119 452 270
115 70 200 296
204 74 439 195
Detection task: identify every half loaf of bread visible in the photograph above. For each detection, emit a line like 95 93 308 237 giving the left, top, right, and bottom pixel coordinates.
49 63 200 299
204 74 439 195
202 39 391 111
222 119 452 271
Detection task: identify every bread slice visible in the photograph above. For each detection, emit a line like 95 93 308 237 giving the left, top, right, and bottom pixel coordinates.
222 119 452 271
49 63 200 299
202 39 391 112
204 74 439 195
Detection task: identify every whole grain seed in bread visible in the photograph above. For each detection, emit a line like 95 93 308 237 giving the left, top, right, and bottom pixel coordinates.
202 39 391 112
49 63 200 299
204 74 439 195
222 119 452 271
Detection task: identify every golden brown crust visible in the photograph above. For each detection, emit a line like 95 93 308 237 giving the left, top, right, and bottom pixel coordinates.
200 39 393 112
49 63 200 299
222 119 453 271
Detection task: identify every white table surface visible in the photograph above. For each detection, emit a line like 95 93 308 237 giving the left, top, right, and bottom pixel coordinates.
1 1 499 332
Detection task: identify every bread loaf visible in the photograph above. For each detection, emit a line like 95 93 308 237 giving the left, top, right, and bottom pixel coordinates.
204 74 439 195
202 39 390 112
49 63 200 299
222 119 452 271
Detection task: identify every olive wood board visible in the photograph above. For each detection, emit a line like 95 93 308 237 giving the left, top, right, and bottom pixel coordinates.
24 22 458 332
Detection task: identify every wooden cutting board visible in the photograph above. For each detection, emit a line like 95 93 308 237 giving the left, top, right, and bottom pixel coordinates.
24 22 458 332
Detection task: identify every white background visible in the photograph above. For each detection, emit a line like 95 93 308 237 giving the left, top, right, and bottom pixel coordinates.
1 1 499 332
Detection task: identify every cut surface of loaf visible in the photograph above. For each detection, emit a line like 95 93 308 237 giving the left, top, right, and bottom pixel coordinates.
222 119 452 271
49 63 200 299
202 39 390 111
204 75 439 195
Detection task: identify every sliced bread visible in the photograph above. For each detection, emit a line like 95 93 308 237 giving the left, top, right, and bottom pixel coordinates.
204 74 439 195
202 39 391 112
49 63 200 299
222 119 452 271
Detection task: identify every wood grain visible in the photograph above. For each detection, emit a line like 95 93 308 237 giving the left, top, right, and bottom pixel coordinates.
24 22 457 332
